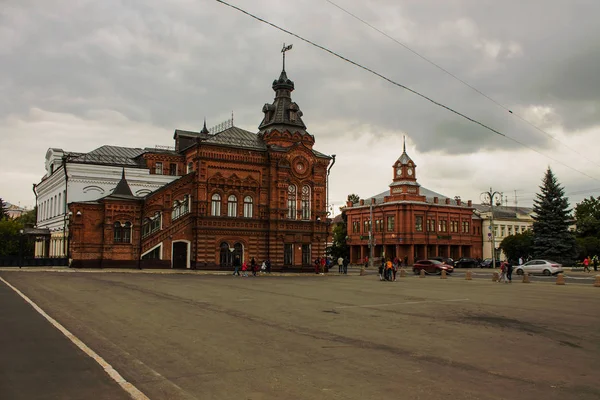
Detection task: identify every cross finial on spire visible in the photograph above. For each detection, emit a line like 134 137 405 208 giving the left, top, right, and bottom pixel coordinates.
281 43 293 71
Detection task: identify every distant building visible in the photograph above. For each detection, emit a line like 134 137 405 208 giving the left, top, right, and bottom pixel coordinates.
342 141 483 265
472 204 534 261
5 202 27 219
66 65 334 269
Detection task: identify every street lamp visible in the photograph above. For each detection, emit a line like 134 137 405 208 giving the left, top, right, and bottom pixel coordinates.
18 229 24 269
481 188 502 269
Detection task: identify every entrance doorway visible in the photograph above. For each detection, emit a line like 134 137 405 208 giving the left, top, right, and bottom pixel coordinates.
172 241 188 269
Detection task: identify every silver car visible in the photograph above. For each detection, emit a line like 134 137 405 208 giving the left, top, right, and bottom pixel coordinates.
514 259 563 276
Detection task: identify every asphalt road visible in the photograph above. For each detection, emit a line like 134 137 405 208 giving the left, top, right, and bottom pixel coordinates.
1 270 599 400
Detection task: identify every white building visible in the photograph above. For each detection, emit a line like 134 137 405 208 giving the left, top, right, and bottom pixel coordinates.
35 145 181 258
473 204 534 261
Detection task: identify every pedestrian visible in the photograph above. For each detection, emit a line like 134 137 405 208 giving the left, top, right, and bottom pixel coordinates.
251 257 257 276
505 260 513 283
518 257 523 266
241 261 248 277
404 255 408 267
593 255 598 272
232 255 241 276
261 260 267 273
583 256 590 273
498 261 507 283
385 259 393 281
364 256 369 269
378 260 384 281
337 256 344 274
266 258 272 273
392 258 398 281
320 257 326 273
343 256 349 274
314 258 320 274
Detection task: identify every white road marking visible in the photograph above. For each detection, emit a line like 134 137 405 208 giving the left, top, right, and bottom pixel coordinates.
334 298 470 310
0 276 150 400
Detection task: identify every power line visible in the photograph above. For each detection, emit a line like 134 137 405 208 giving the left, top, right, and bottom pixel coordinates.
215 0 600 182
322 0 600 169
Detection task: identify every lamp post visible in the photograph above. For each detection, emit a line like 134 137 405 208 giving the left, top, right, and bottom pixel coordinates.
481 188 502 269
18 229 24 269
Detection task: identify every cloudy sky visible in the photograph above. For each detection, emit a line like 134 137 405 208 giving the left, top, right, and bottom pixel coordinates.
2 0 600 213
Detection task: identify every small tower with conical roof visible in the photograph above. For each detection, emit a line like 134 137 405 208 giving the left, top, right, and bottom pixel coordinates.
387 137 425 201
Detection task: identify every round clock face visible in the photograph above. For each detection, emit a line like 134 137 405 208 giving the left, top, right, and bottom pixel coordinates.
407 168 413 176
396 168 402 175
295 162 305 173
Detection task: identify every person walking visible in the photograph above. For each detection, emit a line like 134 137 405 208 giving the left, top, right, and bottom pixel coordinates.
250 257 257 276
498 261 507 283
593 255 598 272
518 257 523 266
343 256 349 274
241 261 248 277
403 255 408 267
337 256 344 274
378 260 384 281
505 260 513 283
320 257 326 273
232 255 241 276
583 256 591 273
385 259 393 281
266 258 271 273
314 258 320 274
392 258 398 281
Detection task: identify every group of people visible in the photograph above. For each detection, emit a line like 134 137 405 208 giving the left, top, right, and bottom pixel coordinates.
582 255 599 272
337 256 350 274
497 260 513 283
232 256 271 277
378 257 403 282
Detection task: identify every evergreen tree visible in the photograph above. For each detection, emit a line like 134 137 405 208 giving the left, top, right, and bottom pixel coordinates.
330 212 348 260
532 167 576 265
0 198 8 220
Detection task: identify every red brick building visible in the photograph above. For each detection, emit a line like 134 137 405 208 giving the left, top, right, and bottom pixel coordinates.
69 67 334 270
342 141 482 265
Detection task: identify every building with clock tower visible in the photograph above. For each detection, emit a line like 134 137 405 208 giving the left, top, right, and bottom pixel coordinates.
66 56 334 270
342 139 482 266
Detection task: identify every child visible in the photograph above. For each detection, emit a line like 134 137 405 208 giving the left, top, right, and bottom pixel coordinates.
242 261 248 277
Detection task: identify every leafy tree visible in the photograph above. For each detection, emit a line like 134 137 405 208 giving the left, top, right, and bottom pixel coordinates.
15 207 37 227
0 218 22 256
499 230 533 262
574 196 600 238
0 198 7 220
329 212 348 260
575 236 600 260
347 193 360 205
532 167 577 265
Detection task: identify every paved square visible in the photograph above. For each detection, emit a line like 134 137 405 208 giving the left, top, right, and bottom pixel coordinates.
1 270 599 399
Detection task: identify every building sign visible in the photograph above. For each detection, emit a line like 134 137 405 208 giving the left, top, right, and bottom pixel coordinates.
437 235 452 240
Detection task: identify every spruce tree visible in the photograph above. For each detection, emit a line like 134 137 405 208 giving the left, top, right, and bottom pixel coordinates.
532 167 576 265
0 198 7 220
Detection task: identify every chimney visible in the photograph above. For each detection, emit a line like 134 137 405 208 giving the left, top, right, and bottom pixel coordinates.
346 201 353 207
359 199 364 206
445 198 451 205
456 198 462 206
467 200 472 207
371 198 376 205
433 197 439 204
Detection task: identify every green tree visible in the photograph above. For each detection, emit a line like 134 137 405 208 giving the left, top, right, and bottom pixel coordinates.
532 167 576 265
499 230 533 261
0 218 22 256
574 196 600 238
347 193 360 205
329 212 348 260
575 236 600 260
0 198 8 220
15 207 37 227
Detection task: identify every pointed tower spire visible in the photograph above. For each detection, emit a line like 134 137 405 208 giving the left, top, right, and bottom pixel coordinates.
200 118 209 134
112 168 133 196
403 135 406 153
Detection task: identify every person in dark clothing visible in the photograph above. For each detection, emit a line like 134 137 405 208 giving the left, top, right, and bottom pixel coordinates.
403 255 408 267
343 256 349 274
266 258 271 273
250 257 257 276
505 260 513 283
232 256 241 276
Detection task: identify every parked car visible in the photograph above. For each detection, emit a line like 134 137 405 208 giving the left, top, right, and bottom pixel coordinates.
412 259 454 275
454 257 479 268
514 260 563 276
430 257 455 267
480 258 501 268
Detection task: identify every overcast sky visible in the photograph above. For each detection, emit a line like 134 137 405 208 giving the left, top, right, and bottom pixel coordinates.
2 0 600 213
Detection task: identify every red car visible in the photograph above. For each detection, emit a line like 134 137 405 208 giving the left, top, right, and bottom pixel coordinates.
412 259 454 275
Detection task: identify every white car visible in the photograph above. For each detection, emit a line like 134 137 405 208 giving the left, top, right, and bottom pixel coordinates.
514 260 563 276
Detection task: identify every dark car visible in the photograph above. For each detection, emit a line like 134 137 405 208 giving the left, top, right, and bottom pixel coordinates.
430 257 455 267
454 257 479 268
480 258 501 268
412 259 454 275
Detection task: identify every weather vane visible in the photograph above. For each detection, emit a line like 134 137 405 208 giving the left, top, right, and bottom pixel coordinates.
281 43 293 71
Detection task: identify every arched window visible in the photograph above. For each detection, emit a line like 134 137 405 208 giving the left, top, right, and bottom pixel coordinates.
114 221 131 243
181 195 189 215
211 194 221 216
228 195 237 217
301 185 310 220
287 185 297 219
243 196 253 218
142 212 161 238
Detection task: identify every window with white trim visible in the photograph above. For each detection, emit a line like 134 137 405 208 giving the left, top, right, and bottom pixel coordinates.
227 195 237 217
211 194 221 216
243 196 253 218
